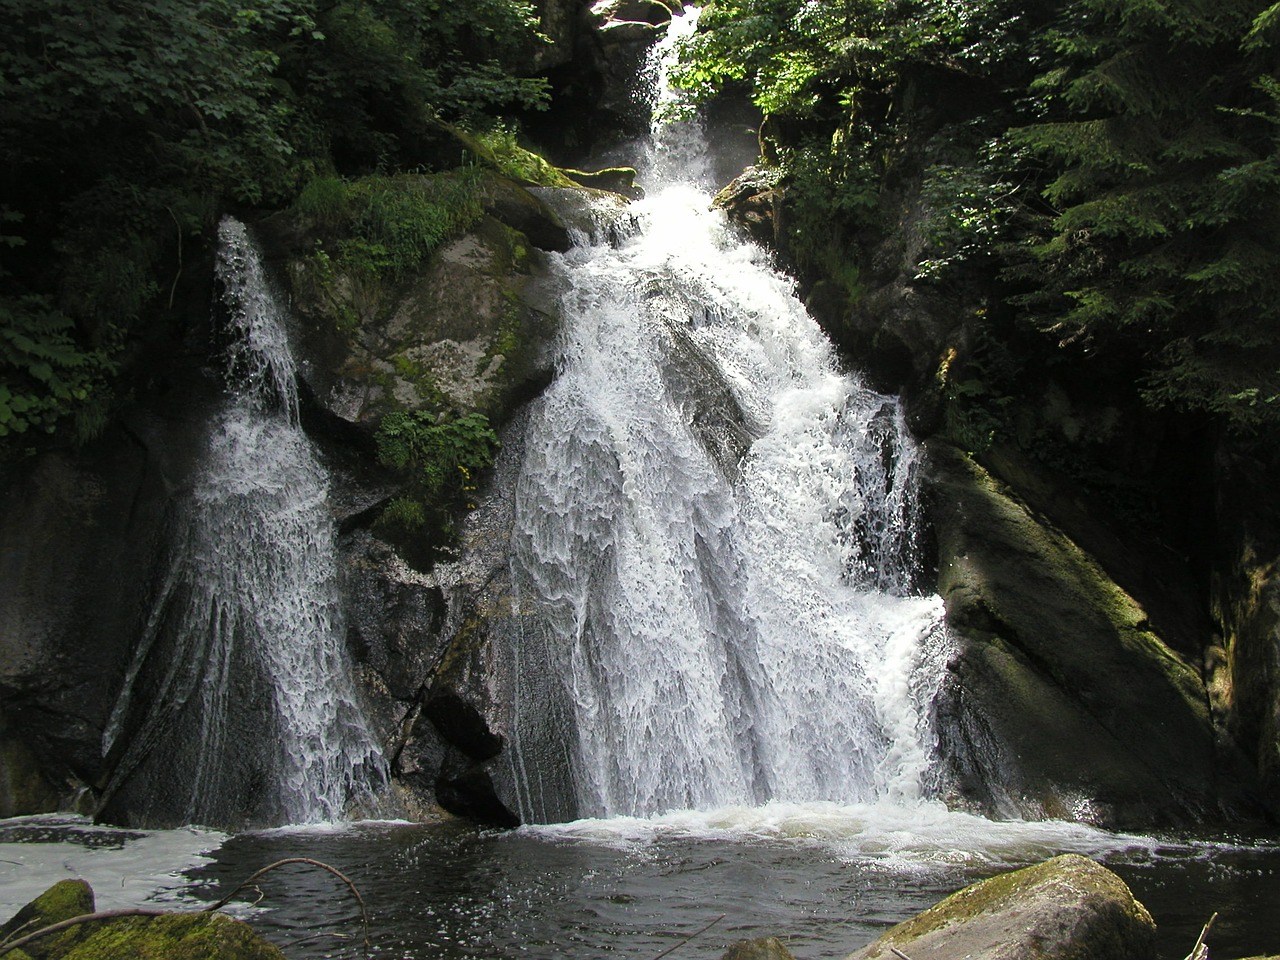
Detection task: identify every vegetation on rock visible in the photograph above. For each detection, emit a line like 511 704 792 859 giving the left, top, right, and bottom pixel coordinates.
0 0 551 453
675 0 1280 434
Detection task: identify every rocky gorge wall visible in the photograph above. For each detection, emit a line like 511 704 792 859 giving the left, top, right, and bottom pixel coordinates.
2 1 1277 832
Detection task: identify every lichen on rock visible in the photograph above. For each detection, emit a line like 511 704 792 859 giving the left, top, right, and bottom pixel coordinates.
843 854 1154 960
923 440 1263 826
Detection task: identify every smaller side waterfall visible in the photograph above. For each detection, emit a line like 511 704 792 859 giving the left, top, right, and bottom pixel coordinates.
101 218 384 827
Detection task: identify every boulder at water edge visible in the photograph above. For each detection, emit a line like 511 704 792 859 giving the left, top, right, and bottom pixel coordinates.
721 937 799 960
843 854 1154 960
1 880 285 960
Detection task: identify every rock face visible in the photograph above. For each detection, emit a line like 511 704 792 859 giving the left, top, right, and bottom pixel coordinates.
844 854 1155 960
0 168 579 827
923 440 1263 826
0 381 220 818
381 409 580 826
1211 445 1280 804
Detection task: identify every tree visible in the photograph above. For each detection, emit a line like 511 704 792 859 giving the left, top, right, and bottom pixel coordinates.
1007 0 1280 430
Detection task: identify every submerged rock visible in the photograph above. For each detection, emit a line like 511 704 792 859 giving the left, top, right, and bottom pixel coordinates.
843 854 1154 960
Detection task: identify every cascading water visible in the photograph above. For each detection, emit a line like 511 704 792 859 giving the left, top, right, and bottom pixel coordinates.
100 218 384 827
507 10 950 822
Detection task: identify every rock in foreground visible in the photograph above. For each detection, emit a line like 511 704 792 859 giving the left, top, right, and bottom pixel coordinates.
843 854 1154 960
2 880 285 960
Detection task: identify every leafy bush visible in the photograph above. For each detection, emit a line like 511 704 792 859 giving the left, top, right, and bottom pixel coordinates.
375 410 499 505
0 297 117 443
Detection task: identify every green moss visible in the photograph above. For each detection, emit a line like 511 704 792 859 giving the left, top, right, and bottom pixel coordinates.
464 126 578 187
58 913 285 960
868 855 1152 960
389 352 446 406
1 879 94 938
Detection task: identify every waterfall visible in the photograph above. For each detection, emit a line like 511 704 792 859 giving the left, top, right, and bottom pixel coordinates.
507 9 950 822
101 218 384 827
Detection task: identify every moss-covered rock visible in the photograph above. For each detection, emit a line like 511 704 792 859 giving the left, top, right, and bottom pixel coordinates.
722 937 798 960
55 913 286 960
0 879 95 952
284 208 560 429
923 440 1263 826
2 882 285 960
844 854 1154 960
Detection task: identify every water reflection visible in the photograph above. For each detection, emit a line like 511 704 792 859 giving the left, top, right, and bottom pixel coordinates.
5 814 1278 960
177 816 1280 960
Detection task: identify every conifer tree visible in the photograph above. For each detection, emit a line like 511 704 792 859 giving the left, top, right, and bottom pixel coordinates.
1008 0 1280 430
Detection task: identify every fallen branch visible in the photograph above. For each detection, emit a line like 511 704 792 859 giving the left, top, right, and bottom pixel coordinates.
890 947 917 960
0 908 170 956
0 857 370 957
1184 912 1218 960
203 857 370 949
650 914 726 960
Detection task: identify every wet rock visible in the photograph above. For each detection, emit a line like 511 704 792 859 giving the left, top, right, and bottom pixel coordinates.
923 440 1263 827
481 175 573 251
722 938 799 960
0 722 62 818
843 854 1154 960
396 410 579 826
2 881 285 960
0 389 217 818
714 166 783 250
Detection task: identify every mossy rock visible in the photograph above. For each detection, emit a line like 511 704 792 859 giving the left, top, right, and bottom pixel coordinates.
923 440 1260 826
722 937 798 960
3 882 285 960
54 913 286 960
1 879 95 954
844 854 1154 960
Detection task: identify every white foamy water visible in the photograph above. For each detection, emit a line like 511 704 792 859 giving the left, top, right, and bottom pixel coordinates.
100 218 384 827
522 800 1177 874
0 815 226 917
506 9 947 824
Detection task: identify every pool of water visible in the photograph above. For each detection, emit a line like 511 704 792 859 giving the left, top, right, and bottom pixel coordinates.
6 807 1278 960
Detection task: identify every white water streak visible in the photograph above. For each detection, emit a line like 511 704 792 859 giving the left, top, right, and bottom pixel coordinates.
104 219 384 826
510 10 949 822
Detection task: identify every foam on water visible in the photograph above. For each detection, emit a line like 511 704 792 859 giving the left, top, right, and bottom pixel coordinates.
0 815 226 916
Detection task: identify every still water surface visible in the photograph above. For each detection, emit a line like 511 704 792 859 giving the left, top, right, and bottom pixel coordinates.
5 810 1279 960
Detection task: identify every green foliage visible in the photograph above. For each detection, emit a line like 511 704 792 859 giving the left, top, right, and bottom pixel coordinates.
915 163 1016 281
0 0 550 449
296 169 486 283
375 409 499 505
378 496 429 532
0 297 117 442
1007 0 1280 430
